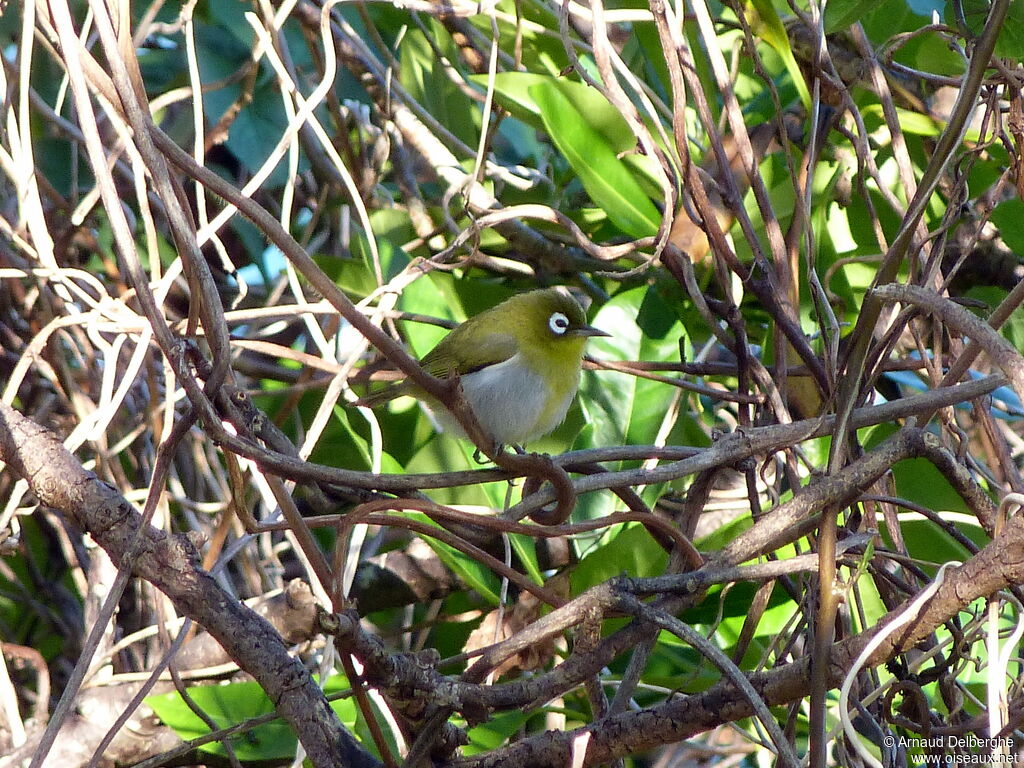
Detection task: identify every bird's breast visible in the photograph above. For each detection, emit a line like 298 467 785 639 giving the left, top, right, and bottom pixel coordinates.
459 352 579 445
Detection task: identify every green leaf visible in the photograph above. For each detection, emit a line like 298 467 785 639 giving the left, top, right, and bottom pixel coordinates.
529 81 660 238
860 105 943 137
967 286 1024 353
886 518 982 567
824 0 881 33
912 28 967 77
861 0 915 42
146 681 297 761
993 0 1024 58
571 523 669 594
399 272 463 358
468 72 548 131
990 199 1024 255
323 675 378 756
746 0 812 110
894 456 973 515
400 21 480 147
695 511 754 554
954 0 1024 59
313 210 415 297
576 286 693 514
679 581 789 627
405 429 510 508
865 423 976 518
398 511 502 604
623 21 672 107
475 73 635 153
464 711 530 754
196 20 303 187
580 287 684 448
509 533 544 586
321 405 373 470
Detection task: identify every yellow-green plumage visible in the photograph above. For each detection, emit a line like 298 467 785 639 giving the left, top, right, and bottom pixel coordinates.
359 289 607 445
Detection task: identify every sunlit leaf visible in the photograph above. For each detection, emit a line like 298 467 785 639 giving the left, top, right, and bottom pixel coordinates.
530 81 660 238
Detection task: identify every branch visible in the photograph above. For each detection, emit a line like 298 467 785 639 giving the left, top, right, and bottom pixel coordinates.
447 511 1024 767
0 403 380 768
874 282 1024 403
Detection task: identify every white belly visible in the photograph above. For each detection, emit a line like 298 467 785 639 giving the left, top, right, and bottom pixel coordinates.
444 354 575 445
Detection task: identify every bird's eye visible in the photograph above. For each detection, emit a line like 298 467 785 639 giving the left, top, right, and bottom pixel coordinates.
549 312 570 335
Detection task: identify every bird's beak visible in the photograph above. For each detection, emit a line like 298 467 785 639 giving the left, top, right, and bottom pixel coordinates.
575 325 610 338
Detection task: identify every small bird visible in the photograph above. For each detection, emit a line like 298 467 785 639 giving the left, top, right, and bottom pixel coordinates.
358 288 608 447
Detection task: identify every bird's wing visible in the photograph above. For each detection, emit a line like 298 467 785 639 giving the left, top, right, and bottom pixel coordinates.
357 330 518 408
419 328 518 378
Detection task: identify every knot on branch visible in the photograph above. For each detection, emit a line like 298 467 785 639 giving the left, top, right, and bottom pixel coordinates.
316 607 359 638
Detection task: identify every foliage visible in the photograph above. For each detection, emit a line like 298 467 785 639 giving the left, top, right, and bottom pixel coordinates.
1 0 1024 767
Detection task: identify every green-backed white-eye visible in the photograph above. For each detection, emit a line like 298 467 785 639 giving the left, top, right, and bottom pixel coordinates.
358 288 608 446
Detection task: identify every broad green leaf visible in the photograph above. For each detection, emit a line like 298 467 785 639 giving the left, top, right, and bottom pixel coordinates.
475 73 669 198
450 281 518 320
623 20 672 106
745 0 812 110
571 523 669 594
314 211 415 297
195 21 304 187
742 154 796 248
861 105 943 137
679 580 790 627
406 432 507 508
696 511 754 554
861 0 915 42
580 286 681 449
397 511 502 604
954 0 1024 59
623 153 672 201
323 675 360 724
644 642 716 693
356 209 417 280
912 29 967 76
579 289 646 450
400 21 480 147
577 286 691 513
472 73 635 153
464 711 530 754
226 91 300 187
824 0 881 33
319 405 404 475
990 199 1024 255
884 517 981 567
993 0 1024 58
400 272 463 358
476 3 571 78
967 287 1024 355
147 681 297 761
585 291 685 429
530 81 660 238
324 675 387 758
865 423 976 518
509 533 544 586
468 72 551 131
892 456 972 516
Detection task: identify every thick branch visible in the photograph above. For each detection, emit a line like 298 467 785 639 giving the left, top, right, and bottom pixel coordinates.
0 403 379 768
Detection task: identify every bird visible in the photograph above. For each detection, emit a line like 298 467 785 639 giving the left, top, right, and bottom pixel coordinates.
357 288 608 447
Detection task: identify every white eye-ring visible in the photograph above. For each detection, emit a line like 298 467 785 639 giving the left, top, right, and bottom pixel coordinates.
549 312 570 335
